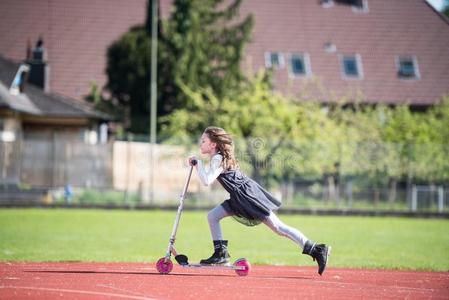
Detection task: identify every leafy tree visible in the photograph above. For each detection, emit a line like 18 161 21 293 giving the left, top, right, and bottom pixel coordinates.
104 0 253 134
379 103 449 204
161 71 333 186
443 0 449 17
426 96 449 182
163 72 449 203
106 26 151 133
85 82 122 121
341 106 403 205
160 0 253 117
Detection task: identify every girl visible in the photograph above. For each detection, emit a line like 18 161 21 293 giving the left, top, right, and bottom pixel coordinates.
189 126 330 275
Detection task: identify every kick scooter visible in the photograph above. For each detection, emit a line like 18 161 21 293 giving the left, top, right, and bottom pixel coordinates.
156 160 251 276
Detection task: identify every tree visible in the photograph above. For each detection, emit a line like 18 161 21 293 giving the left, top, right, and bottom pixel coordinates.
443 0 449 17
104 0 253 134
160 0 253 117
161 71 332 187
85 82 122 120
378 103 449 205
104 0 165 134
106 26 151 133
426 96 449 182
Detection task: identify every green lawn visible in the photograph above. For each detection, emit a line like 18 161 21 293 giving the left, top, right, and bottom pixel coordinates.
0 209 448 271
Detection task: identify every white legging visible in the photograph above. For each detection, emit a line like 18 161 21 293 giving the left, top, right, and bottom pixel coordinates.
207 205 308 249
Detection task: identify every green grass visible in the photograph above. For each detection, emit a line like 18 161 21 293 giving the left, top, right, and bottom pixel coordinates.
0 209 448 271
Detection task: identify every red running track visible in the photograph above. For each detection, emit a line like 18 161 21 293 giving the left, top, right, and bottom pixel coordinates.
1 262 448 299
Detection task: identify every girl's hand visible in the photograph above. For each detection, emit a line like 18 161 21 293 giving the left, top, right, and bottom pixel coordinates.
188 156 198 166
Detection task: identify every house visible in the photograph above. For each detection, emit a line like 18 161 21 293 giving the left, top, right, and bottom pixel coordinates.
0 48 111 188
0 54 109 141
0 0 448 108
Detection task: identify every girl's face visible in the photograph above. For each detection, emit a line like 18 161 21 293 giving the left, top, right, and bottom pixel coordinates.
200 133 217 155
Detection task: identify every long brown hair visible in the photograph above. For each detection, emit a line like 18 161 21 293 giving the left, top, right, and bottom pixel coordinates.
204 126 238 170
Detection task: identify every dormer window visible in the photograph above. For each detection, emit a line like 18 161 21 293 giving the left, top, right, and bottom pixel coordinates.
321 0 369 13
350 0 368 12
396 56 420 79
9 64 30 95
341 54 363 79
320 0 334 8
265 52 285 69
289 53 312 77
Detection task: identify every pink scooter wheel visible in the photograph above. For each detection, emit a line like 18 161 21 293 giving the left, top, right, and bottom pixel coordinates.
156 257 173 274
234 258 251 276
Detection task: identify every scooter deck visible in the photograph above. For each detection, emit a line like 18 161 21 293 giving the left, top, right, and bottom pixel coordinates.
180 263 246 270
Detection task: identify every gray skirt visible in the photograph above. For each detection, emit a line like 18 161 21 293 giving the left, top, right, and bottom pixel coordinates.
218 173 282 226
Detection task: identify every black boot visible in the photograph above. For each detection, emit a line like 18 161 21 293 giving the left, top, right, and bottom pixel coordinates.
302 240 331 275
200 240 231 265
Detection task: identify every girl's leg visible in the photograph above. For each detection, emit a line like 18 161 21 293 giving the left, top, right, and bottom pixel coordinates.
262 212 308 249
207 204 232 240
201 205 233 265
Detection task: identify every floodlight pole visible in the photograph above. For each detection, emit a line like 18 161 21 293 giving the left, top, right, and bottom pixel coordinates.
149 0 158 203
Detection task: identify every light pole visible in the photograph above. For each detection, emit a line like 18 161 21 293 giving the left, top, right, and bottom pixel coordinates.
149 0 158 203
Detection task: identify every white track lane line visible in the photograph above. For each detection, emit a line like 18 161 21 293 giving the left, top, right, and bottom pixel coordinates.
0 285 158 300
97 284 155 298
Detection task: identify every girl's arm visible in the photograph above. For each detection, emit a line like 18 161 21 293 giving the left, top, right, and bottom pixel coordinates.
195 154 223 186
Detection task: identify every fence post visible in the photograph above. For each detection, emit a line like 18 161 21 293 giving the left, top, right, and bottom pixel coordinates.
411 184 417 212
346 181 353 209
438 186 444 213
125 134 133 203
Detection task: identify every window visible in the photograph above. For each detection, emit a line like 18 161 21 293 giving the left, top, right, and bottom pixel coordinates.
320 0 334 8
323 0 369 12
396 56 420 79
265 52 285 69
289 54 312 77
324 42 337 53
341 55 363 79
350 0 369 12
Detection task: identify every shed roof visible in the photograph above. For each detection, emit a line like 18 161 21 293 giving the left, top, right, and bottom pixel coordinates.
0 55 109 119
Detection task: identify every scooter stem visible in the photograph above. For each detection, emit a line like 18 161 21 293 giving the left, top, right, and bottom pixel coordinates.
165 160 197 259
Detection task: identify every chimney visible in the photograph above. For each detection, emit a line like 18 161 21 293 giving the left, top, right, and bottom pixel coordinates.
25 36 49 92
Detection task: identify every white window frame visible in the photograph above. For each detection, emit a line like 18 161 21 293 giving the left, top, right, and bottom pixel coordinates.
264 52 285 69
395 56 420 80
351 0 369 13
321 0 334 8
322 0 369 13
340 54 364 79
288 53 312 78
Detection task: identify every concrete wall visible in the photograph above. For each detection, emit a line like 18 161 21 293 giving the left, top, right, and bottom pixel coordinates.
112 141 228 203
114 142 195 202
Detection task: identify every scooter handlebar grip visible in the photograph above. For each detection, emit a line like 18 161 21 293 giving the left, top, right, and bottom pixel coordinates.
191 159 197 166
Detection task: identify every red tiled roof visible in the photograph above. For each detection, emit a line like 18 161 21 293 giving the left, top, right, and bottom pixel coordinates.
1 0 448 105
236 0 449 105
0 0 147 100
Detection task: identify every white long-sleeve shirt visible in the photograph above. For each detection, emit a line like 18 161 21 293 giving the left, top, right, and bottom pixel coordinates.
196 154 224 186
